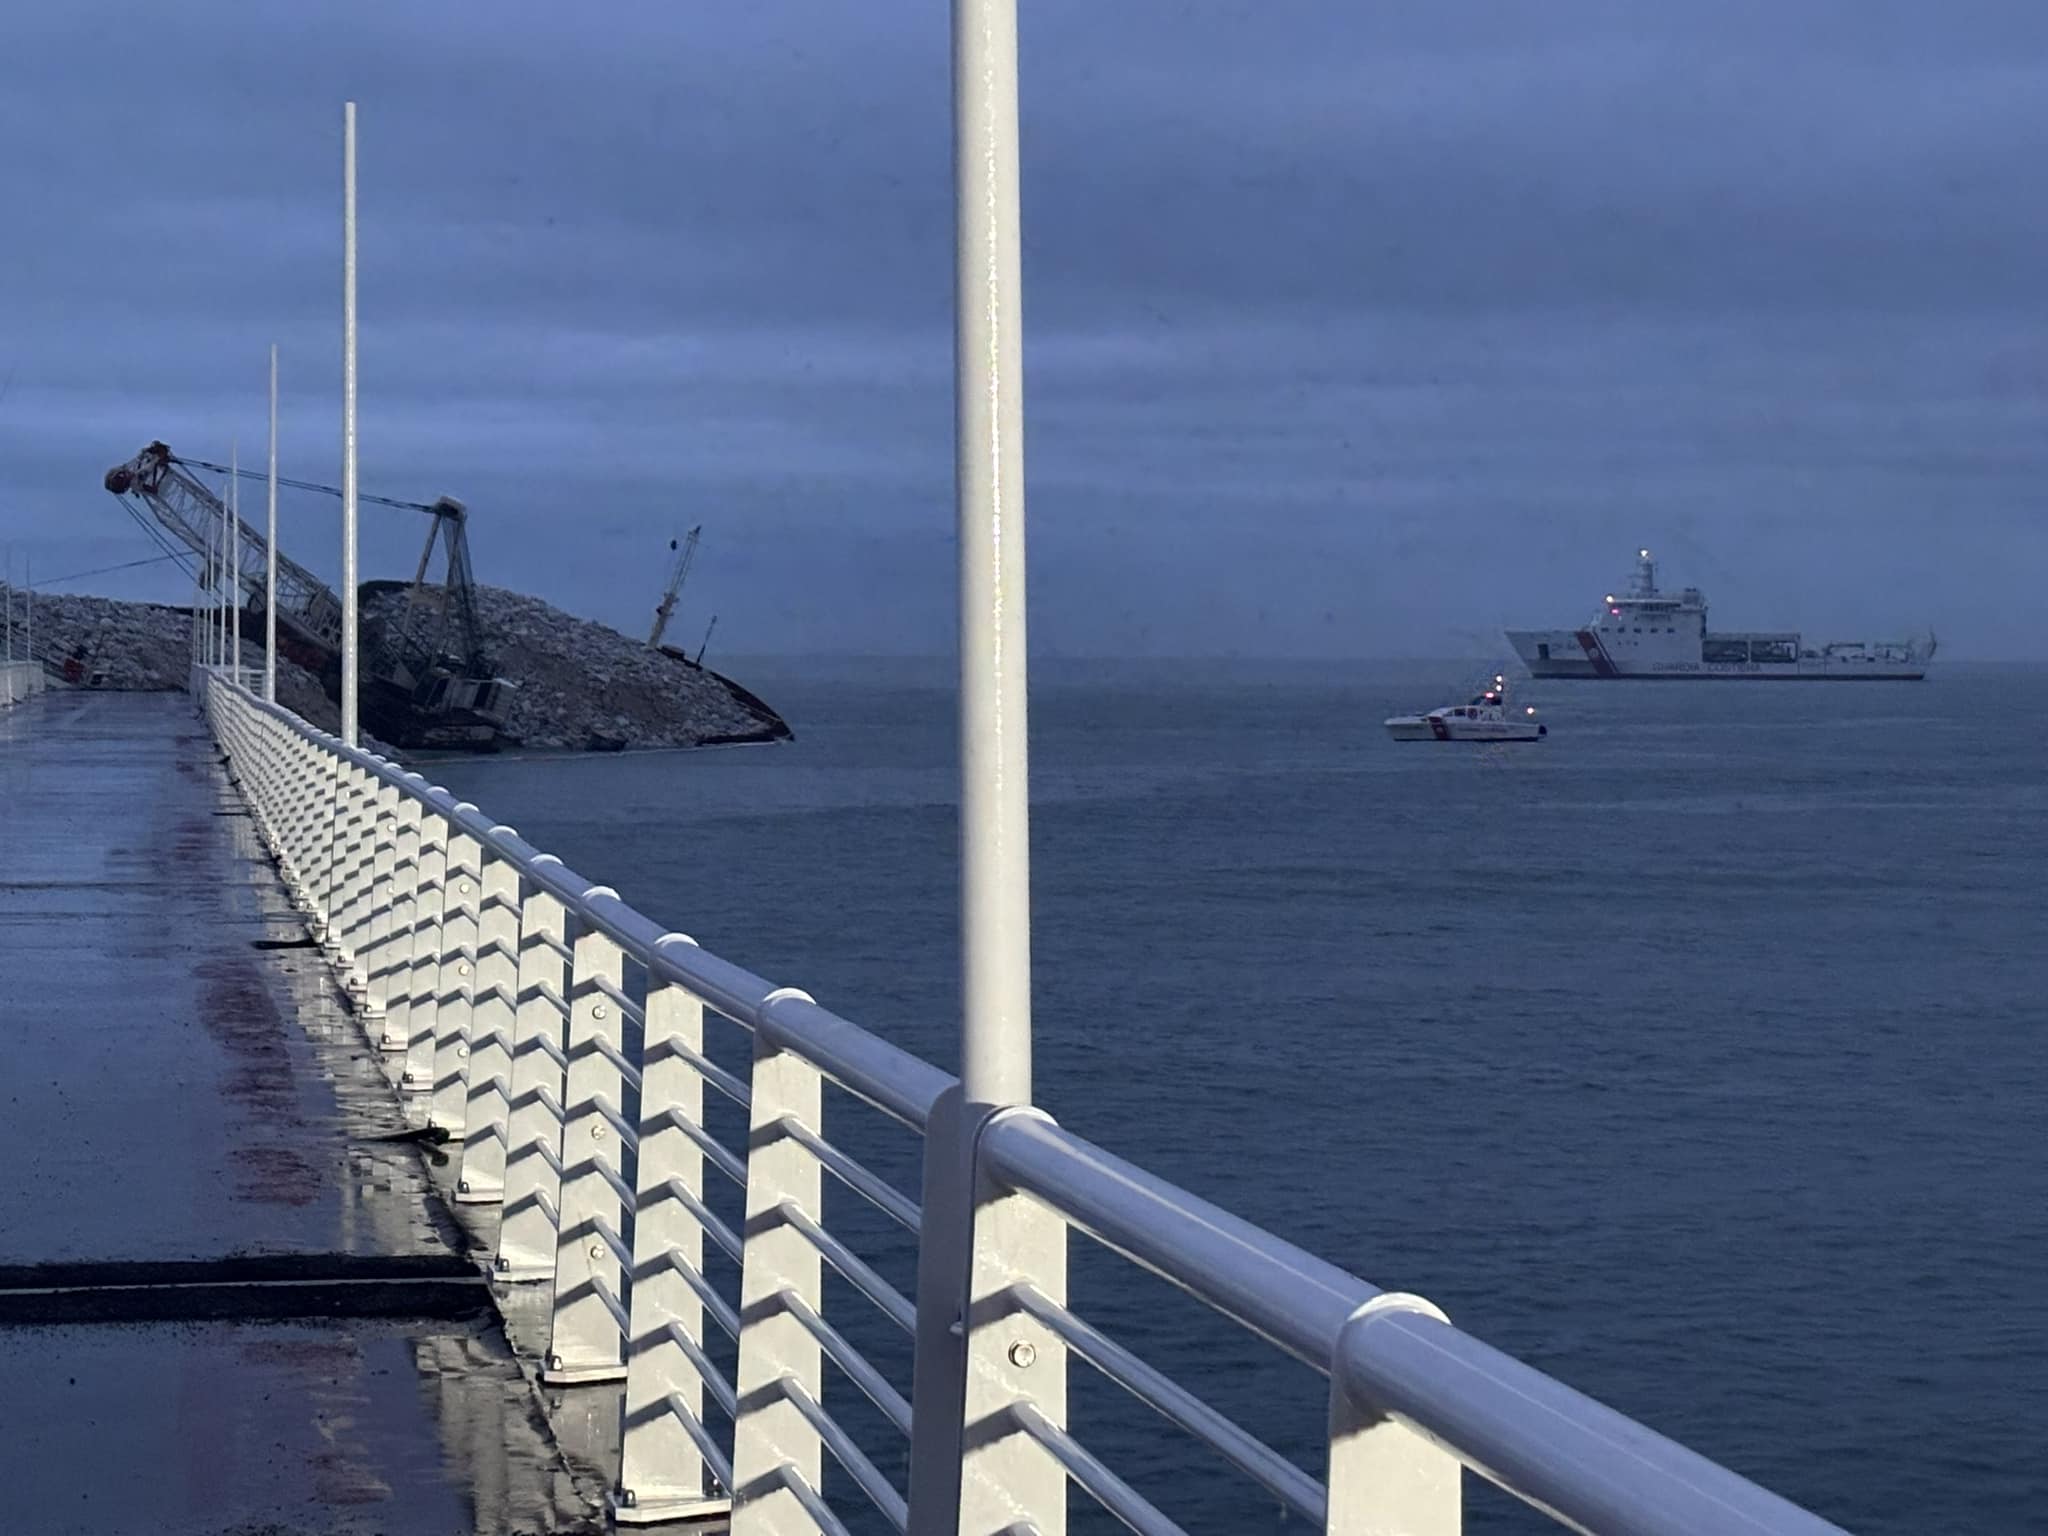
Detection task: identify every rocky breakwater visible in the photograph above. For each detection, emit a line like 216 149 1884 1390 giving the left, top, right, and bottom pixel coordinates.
7 592 339 726
365 584 790 752
11 586 788 756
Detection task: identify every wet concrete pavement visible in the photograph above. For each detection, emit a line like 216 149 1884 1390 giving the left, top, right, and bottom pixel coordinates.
0 691 602 1534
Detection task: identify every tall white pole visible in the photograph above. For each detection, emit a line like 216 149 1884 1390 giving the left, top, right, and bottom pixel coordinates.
3 545 11 665
23 554 29 662
341 101 359 747
204 521 215 667
266 344 279 702
230 438 240 682
218 472 228 667
953 0 1032 1109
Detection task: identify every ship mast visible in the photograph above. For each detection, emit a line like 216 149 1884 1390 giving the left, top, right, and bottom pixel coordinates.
1633 547 1658 598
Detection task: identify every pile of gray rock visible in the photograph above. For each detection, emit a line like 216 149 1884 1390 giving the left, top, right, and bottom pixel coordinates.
365 584 774 751
6 585 785 755
4 592 340 729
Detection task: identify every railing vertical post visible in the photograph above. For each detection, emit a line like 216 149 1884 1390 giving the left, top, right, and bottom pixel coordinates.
326 762 374 981
400 808 450 1093
378 795 424 1051
545 916 630 1384
496 881 568 1280
731 993 824 1536
456 848 521 1203
363 777 400 1015
617 966 729 1524
431 823 483 1132
1325 1298 1462 1536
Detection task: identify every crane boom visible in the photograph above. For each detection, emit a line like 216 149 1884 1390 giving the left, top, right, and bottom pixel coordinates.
187 454 487 675
105 441 343 656
105 440 509 748
648 526 701 648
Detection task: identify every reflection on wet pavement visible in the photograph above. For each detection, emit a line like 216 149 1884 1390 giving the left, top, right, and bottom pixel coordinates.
0 695 614 1534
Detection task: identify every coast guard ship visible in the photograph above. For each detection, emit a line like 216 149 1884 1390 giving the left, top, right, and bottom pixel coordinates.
1507 549 1933 681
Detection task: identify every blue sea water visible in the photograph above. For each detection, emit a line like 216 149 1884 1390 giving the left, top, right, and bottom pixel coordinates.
445 659 2048 1533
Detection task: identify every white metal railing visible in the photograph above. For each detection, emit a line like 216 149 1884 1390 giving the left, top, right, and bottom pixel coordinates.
197 665 1852 1536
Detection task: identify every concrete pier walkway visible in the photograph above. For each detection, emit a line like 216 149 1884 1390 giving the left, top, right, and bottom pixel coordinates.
0 692 594 1535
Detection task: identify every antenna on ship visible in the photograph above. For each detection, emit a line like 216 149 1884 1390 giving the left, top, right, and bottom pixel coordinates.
1634 546 1658 597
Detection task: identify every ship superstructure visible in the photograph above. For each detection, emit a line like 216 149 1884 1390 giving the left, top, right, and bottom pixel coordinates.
1506 550 1932 681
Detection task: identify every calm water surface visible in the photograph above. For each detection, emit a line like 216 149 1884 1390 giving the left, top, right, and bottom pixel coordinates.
445 659 2048 1533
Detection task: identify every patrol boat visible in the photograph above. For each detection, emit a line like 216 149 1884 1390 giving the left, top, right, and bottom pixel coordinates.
1385 676 1547 742
1506 549 1934 680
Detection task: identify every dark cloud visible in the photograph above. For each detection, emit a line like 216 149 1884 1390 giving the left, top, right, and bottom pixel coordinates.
3 0 2046 656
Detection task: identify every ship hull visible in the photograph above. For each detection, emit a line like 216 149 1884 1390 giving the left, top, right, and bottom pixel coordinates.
1506 628 1926 681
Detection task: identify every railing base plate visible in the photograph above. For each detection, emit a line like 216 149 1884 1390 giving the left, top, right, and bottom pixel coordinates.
491 1263 555 1285
541 1362 629 1387
610 1493 731 1527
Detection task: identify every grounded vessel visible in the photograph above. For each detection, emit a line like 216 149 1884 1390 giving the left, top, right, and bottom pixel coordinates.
1507 550 1933 681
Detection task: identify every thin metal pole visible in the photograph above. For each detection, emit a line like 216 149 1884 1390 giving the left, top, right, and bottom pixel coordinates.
219 470 228 667
230 438 240 683
204 521 215 667
266 344 279 702
340 99 359 747
953 0 1032 1110
3 545 11 665
23 554 29 662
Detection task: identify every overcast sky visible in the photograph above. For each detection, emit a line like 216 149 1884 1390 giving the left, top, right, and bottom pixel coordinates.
3 1 2045 656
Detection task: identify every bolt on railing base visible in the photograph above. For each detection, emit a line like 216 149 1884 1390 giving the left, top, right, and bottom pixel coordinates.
453 1180 503 1206
609 1492 732 1528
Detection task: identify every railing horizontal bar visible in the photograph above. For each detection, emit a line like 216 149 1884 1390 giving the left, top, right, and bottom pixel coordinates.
525 1034 569 1072
1337 1309 1852 1536
981 1113 1373 1369
593 1213 635 1273
1010 1400 1184 1536
591 1093 640 1148
535 978 571 1020
658 1178 742 1264
778 1202 915 1335
663 1250 742 1341
1010 1283 1325 1524
658 1320 739 1418
781 1289 912 1436
528 1135 565 1181
593 973 645 1026
773 1462 855 1536
663 1389 736 1492
779 1376 909 1534
652 1108 747 1189
592 1274 631 1336
775 1115 920 1232
650 1033 751 1110
532 1082 568 1127
535 930 573 964
592 1157 637 1211
589 1035 644 1091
